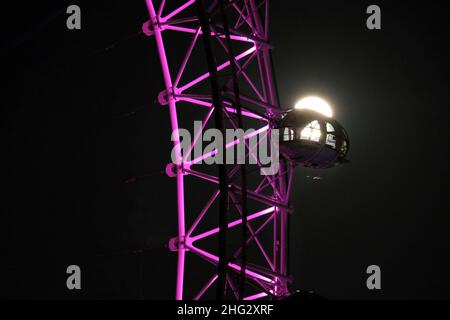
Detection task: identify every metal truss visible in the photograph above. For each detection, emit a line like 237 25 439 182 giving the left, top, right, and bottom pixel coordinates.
144 0 294 300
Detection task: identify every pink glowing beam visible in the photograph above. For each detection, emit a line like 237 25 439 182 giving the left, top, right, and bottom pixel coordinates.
183 107 214 163
186 190 220 238
178 46 257 93
194 274 218 300
189 207 275 243
177 96 265 120
157 0 166 17
230 0 254 29
160 0 195 22
243 292 268 301
174 27 201 88
233 212 275 260
186 125 269 166
241 69 265 102
229 193 275 271
221 112 282 200
164 25 254 43
185 169 292 211
209 25 265 102
145 0 186 300
186 244 274 284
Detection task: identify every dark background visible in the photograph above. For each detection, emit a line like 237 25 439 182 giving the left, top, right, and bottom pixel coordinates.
1 0 449 299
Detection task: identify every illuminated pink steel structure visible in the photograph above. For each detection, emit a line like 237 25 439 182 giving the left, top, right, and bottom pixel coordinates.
144 0 294 300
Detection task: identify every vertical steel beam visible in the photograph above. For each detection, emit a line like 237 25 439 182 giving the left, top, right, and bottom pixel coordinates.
145 0 186 300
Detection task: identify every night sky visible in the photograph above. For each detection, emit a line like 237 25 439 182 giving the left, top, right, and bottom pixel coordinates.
2 0 450 299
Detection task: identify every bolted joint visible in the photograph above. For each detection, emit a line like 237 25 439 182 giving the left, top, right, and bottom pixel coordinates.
157 89 170 106
165 163 190 178
168 236 187 252
142 20 154 36
142 15 166 37
157 87 178 106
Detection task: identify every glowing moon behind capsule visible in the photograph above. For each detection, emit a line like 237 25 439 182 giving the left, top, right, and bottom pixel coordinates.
295 96 333 118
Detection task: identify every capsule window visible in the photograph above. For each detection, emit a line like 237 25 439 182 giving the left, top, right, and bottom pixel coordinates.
300 120 321 142
326 134 336 148
326 123 335 133
283 128 295 141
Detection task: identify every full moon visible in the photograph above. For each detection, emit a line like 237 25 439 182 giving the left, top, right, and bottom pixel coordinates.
295 96 333 118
